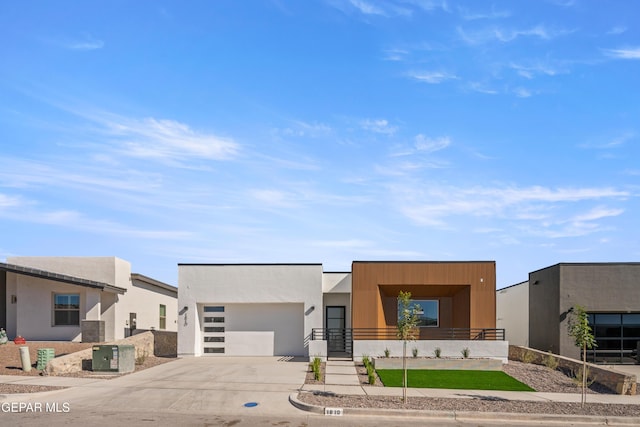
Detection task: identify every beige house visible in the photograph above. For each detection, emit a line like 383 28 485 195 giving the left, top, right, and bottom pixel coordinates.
0 257 177 342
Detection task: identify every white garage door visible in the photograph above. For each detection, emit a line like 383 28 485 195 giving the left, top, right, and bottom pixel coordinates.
201 303 304 356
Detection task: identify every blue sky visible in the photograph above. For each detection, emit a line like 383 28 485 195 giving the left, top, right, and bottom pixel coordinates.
1 1 638 288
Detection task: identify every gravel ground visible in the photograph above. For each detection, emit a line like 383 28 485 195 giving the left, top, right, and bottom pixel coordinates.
298 393 640 416
0 341 175 394
300 359 640 417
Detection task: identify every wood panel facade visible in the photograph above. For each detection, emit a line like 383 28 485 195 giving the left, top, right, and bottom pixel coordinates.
351 261 496 338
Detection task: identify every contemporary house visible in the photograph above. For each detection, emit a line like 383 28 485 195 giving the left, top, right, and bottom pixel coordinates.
178 261 507 361
497 263 640 364
0 257 178 342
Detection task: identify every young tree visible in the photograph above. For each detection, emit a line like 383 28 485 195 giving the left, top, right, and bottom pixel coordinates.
397 291 421 404
567 305 597 407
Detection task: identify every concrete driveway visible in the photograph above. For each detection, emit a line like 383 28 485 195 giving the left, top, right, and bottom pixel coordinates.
4 356 309 419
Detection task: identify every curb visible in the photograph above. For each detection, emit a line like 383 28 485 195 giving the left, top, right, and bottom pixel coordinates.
290 392 640 425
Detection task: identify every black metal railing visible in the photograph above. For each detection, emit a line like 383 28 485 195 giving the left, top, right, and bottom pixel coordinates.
312 327 505 341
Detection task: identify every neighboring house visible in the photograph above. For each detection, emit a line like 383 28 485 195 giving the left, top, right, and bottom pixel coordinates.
0 257 177 342
496 281 529 347
498 263 640 364
178 261 507 361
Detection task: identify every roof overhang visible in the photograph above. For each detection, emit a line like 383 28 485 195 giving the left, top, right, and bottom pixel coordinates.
0 262 127 294
131 273 177 297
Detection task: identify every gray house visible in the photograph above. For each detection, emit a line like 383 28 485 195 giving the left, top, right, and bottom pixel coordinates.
498 263 640 364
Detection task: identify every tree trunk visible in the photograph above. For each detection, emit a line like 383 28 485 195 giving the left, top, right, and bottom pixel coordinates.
582 341 586 407
403 340 407 404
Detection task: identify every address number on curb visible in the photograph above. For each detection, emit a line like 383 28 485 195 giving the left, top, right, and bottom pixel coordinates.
325 407 343 416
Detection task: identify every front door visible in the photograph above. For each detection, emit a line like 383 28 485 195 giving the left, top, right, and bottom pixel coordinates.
326 306 349 356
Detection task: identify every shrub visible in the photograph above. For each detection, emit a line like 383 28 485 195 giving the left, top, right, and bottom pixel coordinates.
571 366 596 387
521 350 536 364
311 357 322 381
434 347 442 358
543 352 559 370
135 350 148 366
367 364 376 385
412 347 418 358
384 348 390 358
461 347 470 358
362 355 370 368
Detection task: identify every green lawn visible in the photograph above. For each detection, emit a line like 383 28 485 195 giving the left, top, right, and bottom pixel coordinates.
376 369 534 391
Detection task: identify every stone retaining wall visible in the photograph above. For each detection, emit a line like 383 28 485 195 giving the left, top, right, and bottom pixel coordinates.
132 329 177 357
509 345 637 395
44 332 155 375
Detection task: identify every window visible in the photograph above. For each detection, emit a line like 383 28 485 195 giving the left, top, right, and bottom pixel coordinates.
53 294 80 326
159 304 167 330
204 317 224 323
204 306 224 313
587 312 640 363
399 299 439 327
204 347 225 353
204 326 225 333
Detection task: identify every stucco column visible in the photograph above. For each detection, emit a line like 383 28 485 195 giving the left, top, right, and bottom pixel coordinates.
85 289 101 320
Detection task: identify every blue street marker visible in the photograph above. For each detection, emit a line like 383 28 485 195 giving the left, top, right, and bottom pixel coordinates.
244 402 259 408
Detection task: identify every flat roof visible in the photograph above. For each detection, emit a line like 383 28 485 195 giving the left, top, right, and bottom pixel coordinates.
0 262 127 294
178 263 323 266
530 262 640 275
352 260 495 264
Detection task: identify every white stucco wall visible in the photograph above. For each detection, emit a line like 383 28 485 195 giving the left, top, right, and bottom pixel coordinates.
5 276 17 338
496 281 529 347
322 272 352 293
353 340 509 363
178 264 323 357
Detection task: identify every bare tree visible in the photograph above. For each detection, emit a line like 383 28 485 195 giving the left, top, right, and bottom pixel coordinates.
567 305 597 407
397 291 421 404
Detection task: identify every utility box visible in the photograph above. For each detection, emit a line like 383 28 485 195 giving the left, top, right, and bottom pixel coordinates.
92 345 135 373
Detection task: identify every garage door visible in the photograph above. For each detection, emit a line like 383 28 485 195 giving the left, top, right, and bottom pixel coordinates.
201 303 304 356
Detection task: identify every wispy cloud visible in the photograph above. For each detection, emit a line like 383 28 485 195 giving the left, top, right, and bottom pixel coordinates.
570 206 624 222
458 25 573 45
102 116 239 162
607 26 627 35
390 135 451 157
513 87 532 98
360 118 398 135
579 132 636 149
0 201 192 240
510 62 567 79
349 0 386 16
0 193 23 208
458 6 510 21
393 184 628 230
331 0 412 17
401 0 450 13
604 47 640 60
407 70 457 83
383 48 410 61
275 120 332 138
414 135 451 152
468 82 498 95
63 35 104 51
